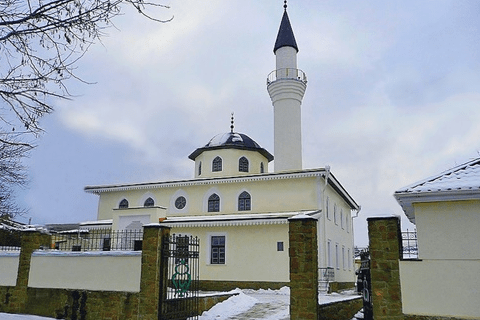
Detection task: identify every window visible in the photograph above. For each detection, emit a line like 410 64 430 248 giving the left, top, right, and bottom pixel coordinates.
341 209 344 229
334 204 338 225
198 161 202 176
342 246 346 270
238 191 251 211
327 240 332 267
326 197 330 220
175 196 186 210
335 244 339 269
239 156 249 172
346 213 350 233
144 197 154 207
208 193 220 212
119 199 129 209
277 241 284 251
260 162 264 173
210 235 225 264
348 248 351 270
212 156 222 172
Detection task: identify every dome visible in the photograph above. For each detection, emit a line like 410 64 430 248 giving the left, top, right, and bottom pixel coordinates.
188 132 274 162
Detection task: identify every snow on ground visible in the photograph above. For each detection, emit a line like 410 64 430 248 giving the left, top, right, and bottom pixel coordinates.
0 287 361 320
0 314 55 319
197 287 361 320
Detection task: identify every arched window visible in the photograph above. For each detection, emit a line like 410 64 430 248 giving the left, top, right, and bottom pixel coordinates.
239 156 249 172
212 157 222 172
119 199 129 209
238 191 251 211
208 193 220 212
260 162 264 173
144 197 154 207
198 161 202 176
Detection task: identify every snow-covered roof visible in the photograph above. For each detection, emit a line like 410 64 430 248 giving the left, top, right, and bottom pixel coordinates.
394 157 480 223
158 210 319 228
188 131 273 162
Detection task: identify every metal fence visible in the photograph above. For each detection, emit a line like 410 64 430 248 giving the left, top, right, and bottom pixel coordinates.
402 229 418 259
0 226 22 250
52 228 143 251
161 234 200 320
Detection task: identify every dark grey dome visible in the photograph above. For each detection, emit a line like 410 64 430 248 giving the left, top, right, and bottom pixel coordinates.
189 132 274 161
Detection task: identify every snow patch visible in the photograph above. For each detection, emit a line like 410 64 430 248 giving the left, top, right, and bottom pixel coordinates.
197 290 258 320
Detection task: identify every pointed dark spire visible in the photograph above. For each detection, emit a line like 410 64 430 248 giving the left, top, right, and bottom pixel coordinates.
230 112 234 133
273 3 298 53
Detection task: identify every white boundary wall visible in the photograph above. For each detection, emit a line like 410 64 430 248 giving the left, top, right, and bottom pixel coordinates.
400 259 480 319
0 252 20 286
28 250 142 292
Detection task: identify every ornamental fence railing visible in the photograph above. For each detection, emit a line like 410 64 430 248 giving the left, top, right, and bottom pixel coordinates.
52 228 143 252
354 229 418 260
266 68 307 85
402 229 418 259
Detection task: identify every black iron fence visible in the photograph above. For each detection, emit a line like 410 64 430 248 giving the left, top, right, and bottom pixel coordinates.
161 234 200 320
354 229 418 260
402 229 418 259
0 226 22 250
52 228 143 251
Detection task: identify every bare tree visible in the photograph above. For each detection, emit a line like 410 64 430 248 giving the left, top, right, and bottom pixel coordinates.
0 140 29 217
0 0 171 146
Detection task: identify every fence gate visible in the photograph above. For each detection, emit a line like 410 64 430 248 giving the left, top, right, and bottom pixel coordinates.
160 234 200 320
359 249 373 320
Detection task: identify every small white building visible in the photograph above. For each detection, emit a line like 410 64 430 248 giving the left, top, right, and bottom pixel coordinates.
84 5 360 290
394 157 480 319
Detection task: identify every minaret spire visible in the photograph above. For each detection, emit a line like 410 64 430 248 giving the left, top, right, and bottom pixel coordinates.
230 112 234 133
267 3 307 172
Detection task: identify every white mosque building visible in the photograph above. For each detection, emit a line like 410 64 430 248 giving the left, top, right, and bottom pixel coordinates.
83 4 360 290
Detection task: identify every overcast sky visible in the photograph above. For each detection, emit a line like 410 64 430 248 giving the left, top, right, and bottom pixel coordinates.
15 0 480 246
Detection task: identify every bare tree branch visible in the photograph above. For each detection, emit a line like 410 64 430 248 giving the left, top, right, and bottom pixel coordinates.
1 0 172 146
0 0 171 217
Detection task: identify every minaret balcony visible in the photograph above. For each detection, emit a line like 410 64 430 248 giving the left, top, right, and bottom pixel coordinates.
267 68 307 86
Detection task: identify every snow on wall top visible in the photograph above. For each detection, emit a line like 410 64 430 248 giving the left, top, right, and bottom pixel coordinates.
396 157 480 194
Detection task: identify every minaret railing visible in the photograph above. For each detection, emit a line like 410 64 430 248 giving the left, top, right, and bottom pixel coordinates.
267 68 307 85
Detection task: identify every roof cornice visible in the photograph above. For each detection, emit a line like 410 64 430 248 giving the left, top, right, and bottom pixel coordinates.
84 167 360 210
394 189 480 224
85 169 327 193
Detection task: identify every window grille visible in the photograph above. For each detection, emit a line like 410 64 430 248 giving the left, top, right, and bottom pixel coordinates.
212 157 222 172
119 199 129 209
208 194 220 212
211 235 225 264
144 197 154 207
238 191 251 211
239 157 249 172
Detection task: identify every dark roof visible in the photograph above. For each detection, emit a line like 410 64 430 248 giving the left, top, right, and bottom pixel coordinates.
273 10 298 53
188 132 274 161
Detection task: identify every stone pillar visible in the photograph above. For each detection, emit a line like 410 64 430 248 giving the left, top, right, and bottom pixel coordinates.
138 224 170 320
289 215 319 320
7 230 50 313
367 216 403 320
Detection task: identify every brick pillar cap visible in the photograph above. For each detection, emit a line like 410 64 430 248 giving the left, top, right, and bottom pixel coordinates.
367 215 401 222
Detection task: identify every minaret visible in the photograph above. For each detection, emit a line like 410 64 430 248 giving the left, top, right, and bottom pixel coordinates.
267 1 307 172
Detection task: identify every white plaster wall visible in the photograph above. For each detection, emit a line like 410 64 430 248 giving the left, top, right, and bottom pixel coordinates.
276 46 297 70
194 149 269 178
400 259 480 318
173 224 290 282
414 200 480 260
0 253 19 286
28 251 142 292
